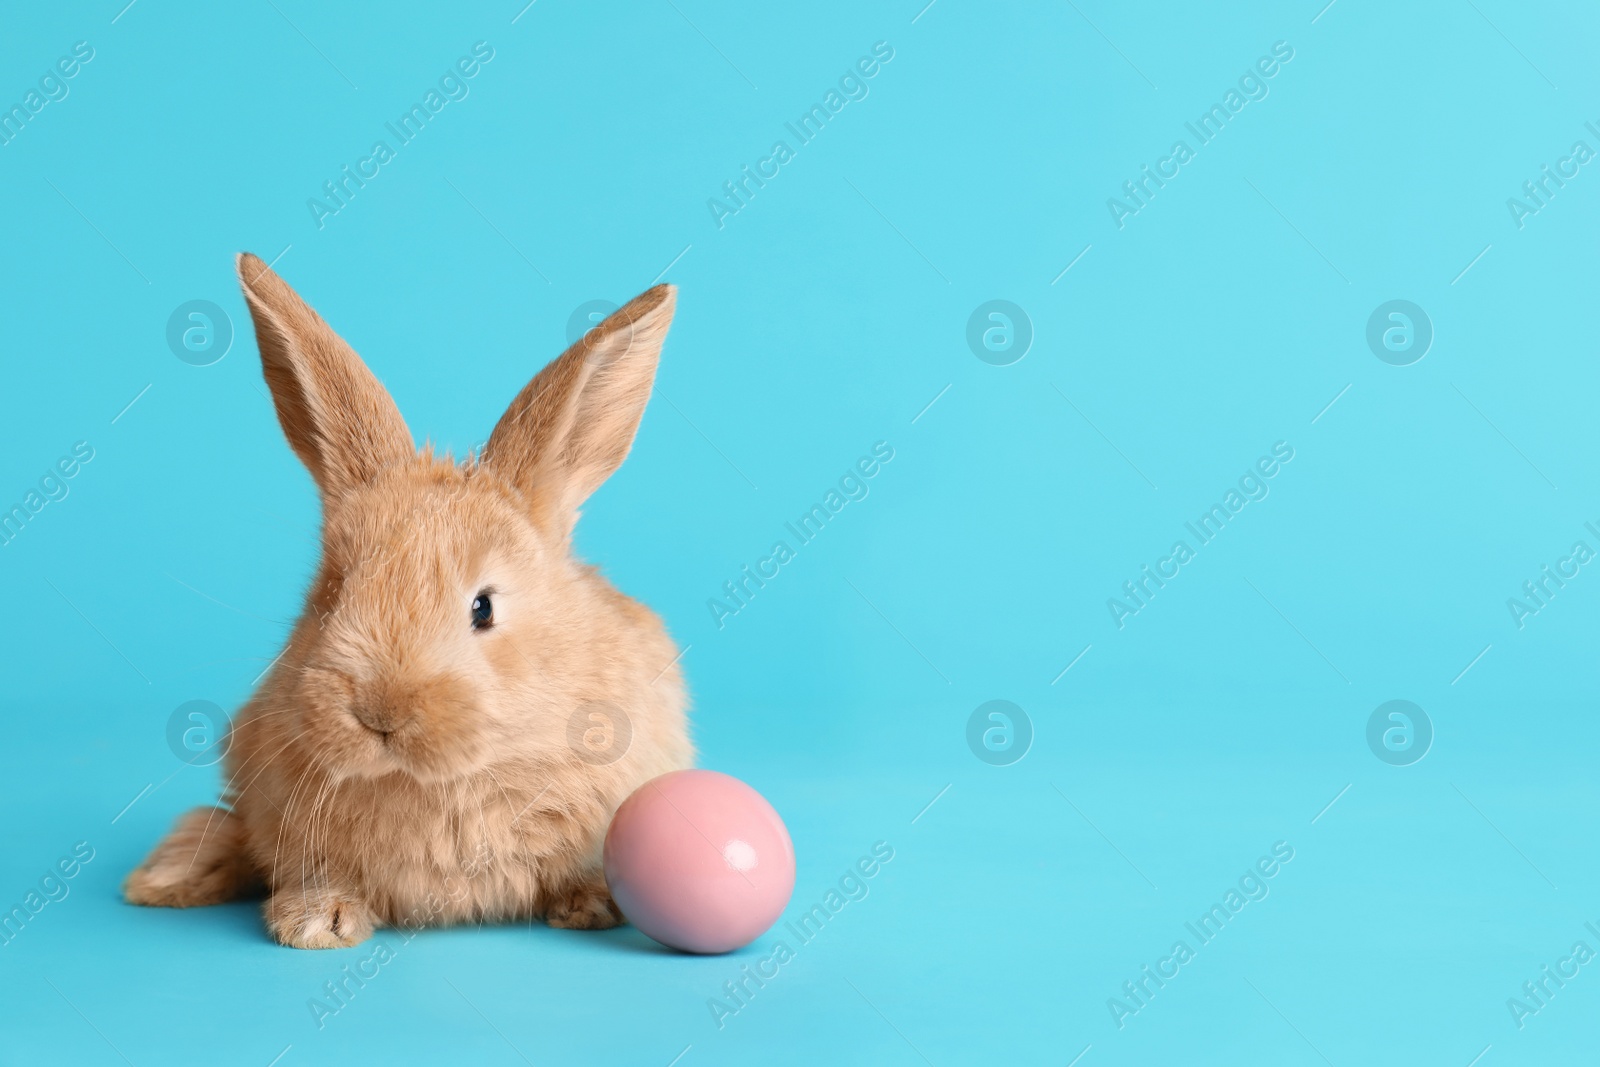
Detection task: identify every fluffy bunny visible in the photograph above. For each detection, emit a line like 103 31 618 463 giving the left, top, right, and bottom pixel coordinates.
124 254 692 947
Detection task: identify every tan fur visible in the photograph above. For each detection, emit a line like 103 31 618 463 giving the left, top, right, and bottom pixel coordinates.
124 254 692 947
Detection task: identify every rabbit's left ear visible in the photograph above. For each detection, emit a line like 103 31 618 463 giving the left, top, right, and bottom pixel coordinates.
484 285 674 534
237 253 414 499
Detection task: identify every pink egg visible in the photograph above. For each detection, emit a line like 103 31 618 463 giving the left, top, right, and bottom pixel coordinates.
604 769 795 954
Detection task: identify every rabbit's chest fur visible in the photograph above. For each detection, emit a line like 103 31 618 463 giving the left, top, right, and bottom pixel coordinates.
242 760 619 926
336 771 605 925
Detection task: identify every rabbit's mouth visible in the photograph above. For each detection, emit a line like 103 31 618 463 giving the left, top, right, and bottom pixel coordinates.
301 667 488 784
338 709 487 785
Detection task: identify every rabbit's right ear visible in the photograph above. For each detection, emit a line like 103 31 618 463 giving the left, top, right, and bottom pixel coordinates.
237 253 414 499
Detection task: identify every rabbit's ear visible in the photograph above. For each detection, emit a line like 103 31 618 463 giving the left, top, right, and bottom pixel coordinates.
236 253 414 499
484 284 675 532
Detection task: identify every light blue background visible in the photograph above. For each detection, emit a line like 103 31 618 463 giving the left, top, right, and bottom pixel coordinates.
2 1 1598 1064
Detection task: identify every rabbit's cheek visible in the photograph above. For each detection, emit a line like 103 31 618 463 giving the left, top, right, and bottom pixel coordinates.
311 705 399 780
293 667 399 779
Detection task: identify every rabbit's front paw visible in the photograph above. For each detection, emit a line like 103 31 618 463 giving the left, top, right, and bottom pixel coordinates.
265 884 374 949
541 878 623 930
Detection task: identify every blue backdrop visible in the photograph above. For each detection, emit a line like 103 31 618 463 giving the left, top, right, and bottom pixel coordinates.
2 1 1597 1064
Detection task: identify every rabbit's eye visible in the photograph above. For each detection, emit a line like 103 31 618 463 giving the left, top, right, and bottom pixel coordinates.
471 591 494 631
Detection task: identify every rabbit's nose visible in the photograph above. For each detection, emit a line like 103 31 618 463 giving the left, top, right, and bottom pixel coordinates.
351 704 391 737
351 680 423 738
351 701 402 738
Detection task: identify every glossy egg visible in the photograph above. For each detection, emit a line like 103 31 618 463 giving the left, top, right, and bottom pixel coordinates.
603 769 795 954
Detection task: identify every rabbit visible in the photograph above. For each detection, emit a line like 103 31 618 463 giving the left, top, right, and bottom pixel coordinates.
123 253 693 948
